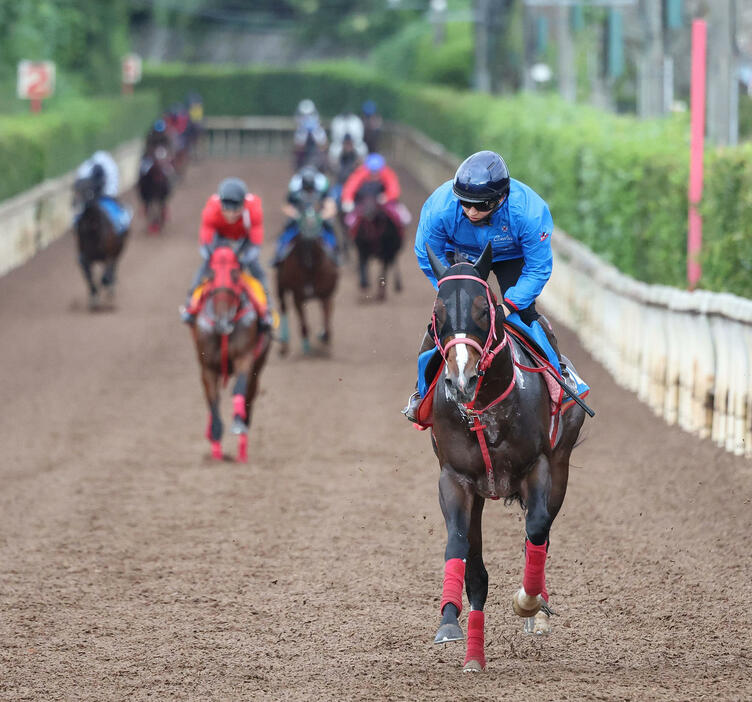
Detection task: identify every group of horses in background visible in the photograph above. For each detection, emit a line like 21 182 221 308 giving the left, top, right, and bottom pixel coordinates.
72 99 203 310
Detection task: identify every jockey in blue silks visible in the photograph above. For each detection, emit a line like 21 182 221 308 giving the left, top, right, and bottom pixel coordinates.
74 151 132 235
271 165 339 266
402 149 565 423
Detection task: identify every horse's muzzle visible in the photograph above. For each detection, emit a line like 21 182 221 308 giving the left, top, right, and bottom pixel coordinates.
444 368 479 404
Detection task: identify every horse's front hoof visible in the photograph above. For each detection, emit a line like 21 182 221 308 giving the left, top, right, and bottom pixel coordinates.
523 610 551 636
318 330 330 345
433 622 463 644
301 339 312 355
462 659 484 673
278 342 289 357
512 588 542 618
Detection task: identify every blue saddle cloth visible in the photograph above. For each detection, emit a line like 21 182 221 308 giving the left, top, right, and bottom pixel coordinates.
274 222 338 262
97 197 131 235
416 313 590 403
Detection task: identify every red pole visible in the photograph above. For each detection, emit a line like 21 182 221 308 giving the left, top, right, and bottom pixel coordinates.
688 19 707 290
30 98 42 113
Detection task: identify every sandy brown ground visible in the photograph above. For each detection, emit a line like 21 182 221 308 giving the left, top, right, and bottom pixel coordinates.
1 157 750 702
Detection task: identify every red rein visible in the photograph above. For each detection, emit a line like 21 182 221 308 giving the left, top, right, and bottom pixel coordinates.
431 275 515 499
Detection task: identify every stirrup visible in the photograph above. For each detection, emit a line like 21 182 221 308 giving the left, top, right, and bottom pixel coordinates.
401 390 421 423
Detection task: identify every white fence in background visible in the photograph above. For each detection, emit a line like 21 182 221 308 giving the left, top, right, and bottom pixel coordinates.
0 139 142 278
381 123 752 459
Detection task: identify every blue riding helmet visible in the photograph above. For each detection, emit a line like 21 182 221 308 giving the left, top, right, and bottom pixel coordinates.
365 153 385 173
452 150 510 204
362 100 377 116
153 119 166 133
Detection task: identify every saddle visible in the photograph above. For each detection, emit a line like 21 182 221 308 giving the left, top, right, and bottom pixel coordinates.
415 319 590 444
189 248 267 319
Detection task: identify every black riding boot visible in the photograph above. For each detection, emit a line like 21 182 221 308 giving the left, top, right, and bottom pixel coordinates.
402 327 436 422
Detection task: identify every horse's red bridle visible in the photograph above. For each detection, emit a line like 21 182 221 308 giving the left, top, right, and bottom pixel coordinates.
431 273 517 499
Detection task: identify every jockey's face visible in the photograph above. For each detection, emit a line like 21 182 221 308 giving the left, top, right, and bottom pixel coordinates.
221 202 243 223
460 197 503 223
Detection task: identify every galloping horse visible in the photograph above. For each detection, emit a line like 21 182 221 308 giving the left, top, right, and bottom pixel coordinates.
137 149 173 234
422 243 587 672
347 185 403 301
276 204 338 355
73 175 129 309
189 244 271 462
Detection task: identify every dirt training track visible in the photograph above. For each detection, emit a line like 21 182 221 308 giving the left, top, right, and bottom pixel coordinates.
1 157 750 701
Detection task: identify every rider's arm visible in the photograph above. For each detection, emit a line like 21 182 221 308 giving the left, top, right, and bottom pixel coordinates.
199 196 221 245
246 195 264 245
341 166 367 206
414 197 450 291
502 201 554 312
381 167 401 202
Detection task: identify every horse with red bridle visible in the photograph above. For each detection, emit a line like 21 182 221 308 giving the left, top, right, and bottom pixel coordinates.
188 242 271 462
419 243 588 671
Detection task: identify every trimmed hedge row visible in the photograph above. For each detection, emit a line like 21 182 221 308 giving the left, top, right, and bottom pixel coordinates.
142 62 751 297
0 92 160 202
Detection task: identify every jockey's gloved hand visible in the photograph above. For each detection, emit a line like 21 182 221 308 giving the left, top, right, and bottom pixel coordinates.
341 201 354 213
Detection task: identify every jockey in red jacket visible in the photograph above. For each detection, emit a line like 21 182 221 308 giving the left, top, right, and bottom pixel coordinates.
180 177 272 326
340 153 406 236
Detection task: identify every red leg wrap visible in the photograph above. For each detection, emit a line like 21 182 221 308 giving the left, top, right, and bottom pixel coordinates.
439 558 465 616
522 540 547 597
232 394 247 420
463 610 486 669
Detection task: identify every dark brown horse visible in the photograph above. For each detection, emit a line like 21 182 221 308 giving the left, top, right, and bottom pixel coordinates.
73 176 129 310
276 205 338 355
348 187 403 301
137 149 173 234
423 243 587 672
189 245 271 462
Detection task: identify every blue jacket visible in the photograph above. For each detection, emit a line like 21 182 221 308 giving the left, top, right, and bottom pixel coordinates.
414 179 553 312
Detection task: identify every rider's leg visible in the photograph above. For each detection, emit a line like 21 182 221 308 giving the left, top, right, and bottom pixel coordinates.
321 220 339 263
180 259 211 323
240 245 275 329
271 221 298 266
402 325 435 422
492 259 565 371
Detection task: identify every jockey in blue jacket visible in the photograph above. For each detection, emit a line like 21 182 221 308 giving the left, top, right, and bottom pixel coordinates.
403 149 563 422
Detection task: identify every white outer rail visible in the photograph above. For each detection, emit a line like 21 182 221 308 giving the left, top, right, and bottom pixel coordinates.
0 139 142 278
381 123 752 458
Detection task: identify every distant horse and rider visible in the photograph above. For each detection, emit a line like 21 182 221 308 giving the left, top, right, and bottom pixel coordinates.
72 151 132 309
273 165 339 355
341 153 408 301
137 122 175 234
180 178 274 462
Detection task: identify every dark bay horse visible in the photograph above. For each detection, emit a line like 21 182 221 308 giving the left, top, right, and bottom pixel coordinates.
276 205 338 355
347 186 403 301
424 243 586 672
189 245 271 462
73 176 129 309
137 149 173 234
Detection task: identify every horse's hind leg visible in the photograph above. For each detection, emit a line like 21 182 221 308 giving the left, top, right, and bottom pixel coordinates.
101 258 117 301
463 494 488 672
318 294 333 346
78 255 98 308
277 285 290 356
434 468 474 648
294 295 311 354
201 365 223 460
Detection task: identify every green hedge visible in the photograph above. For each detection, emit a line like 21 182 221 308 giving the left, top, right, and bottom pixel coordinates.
142 62 751 298
0 92 159 202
